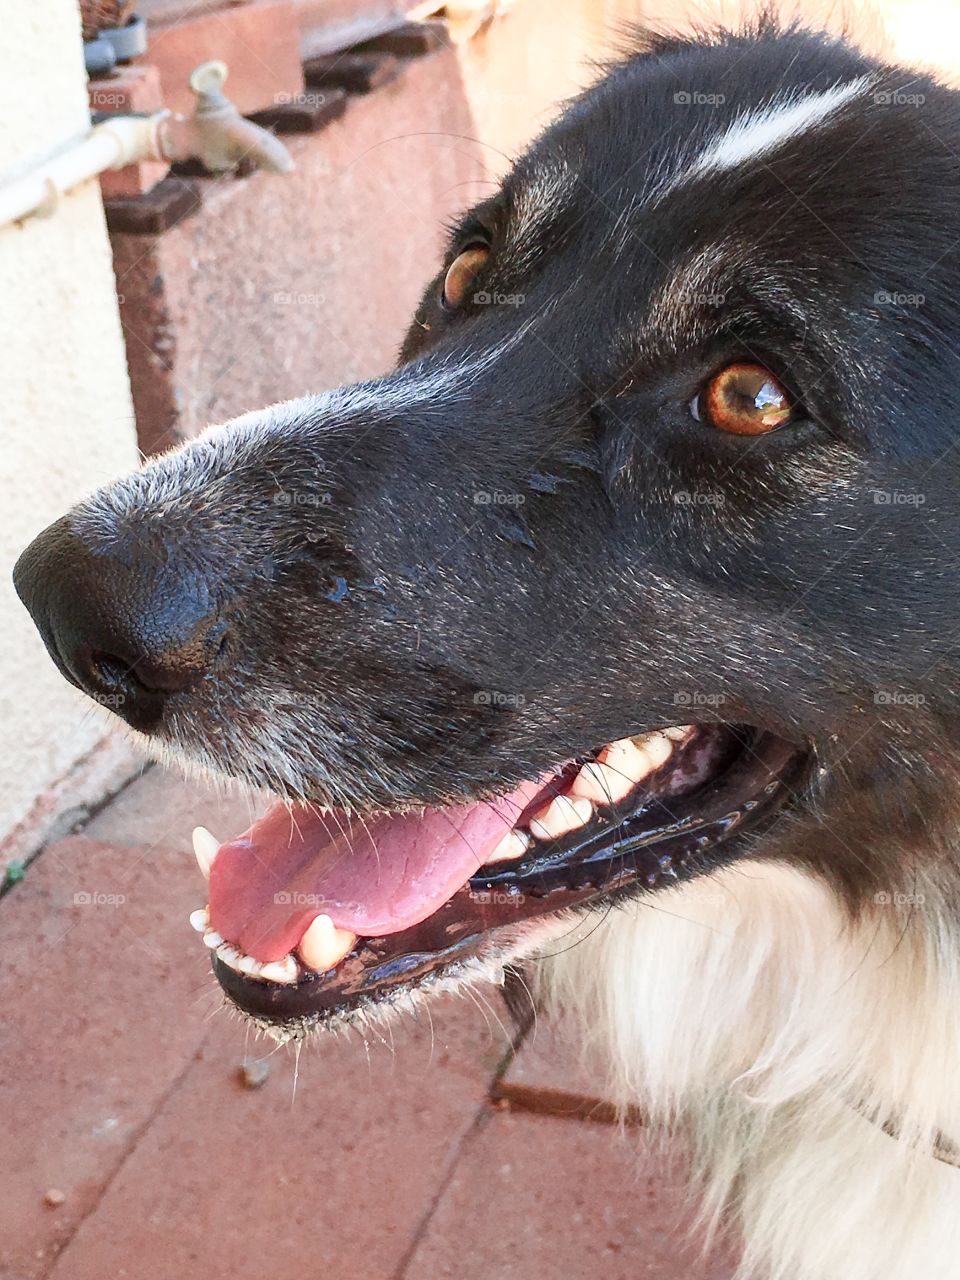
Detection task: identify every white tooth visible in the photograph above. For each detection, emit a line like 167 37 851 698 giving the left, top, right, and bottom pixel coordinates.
570 759 633 805
298 914 357 972
216 942 243 971
629 731 673 773
528 794 593 840
189 907 209 933
664 724 693 741
202 929 223 949
260 956 299 985
238 953 263 977
192 826 220 881
598 732 672 789
486 829 530 864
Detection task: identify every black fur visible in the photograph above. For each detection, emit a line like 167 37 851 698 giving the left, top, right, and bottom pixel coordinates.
15 22 960 918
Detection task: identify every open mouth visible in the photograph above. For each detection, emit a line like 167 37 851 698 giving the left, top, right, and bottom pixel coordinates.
190 724 809 1033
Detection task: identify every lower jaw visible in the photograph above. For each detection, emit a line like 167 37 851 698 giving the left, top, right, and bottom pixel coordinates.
213 730 809 1032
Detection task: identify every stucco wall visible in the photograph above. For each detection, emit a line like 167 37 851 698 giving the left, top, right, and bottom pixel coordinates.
0 3 141 866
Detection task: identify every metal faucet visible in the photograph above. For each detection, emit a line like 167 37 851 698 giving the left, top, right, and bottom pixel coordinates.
159 61 294 175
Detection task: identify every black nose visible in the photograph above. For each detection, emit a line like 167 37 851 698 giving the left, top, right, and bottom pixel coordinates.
13 515 226 732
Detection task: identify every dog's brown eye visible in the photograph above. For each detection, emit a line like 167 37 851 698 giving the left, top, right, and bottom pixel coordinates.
441 245 489 309
693 363 794 435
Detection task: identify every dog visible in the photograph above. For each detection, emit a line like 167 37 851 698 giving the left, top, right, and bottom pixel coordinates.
14 16 960 1278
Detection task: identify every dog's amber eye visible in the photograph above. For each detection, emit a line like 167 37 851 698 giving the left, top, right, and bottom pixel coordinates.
693 363 794 435
441 244 489 309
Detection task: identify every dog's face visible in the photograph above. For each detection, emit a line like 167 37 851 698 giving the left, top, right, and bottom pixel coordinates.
15 25 960 1030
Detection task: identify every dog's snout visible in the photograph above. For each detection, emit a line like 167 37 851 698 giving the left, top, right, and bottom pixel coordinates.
13 515 225 731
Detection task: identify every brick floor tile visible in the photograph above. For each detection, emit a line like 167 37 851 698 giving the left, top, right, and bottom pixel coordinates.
0 837 212 1278
495 1011 620 1121
403 1110 738 1280
44 997 510 1280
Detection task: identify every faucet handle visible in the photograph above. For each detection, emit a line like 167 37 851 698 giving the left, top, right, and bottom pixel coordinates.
189 60 229 100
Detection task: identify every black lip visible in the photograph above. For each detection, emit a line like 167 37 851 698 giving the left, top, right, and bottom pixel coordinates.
213 730 810 1030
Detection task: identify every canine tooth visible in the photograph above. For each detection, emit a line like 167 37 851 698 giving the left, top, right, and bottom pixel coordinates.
298 914 357 972
486 829 530 864
192 826 220 880
259 956 299 985
529 794 593 840
202 929 223 949
189 907 209 933
570 760 633 805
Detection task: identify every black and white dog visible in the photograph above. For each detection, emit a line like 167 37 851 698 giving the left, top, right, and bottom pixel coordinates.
15 19 960 1278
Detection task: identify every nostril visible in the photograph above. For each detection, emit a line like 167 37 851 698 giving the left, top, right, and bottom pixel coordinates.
90 650 134 692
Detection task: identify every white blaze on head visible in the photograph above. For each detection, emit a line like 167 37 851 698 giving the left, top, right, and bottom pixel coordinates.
681 74 873 185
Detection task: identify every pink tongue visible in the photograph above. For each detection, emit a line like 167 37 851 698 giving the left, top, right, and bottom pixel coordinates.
208 782 541 962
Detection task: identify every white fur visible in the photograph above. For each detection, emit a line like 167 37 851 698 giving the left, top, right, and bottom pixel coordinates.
532 862 960 1279
674 77 872 191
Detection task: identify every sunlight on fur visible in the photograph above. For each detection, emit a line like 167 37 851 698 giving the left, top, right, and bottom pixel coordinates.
535 863 960 1279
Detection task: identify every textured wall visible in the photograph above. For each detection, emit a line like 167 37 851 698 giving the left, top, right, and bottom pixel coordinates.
0 2 141 865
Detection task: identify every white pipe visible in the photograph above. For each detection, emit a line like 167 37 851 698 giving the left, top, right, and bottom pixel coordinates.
0 113 167 229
